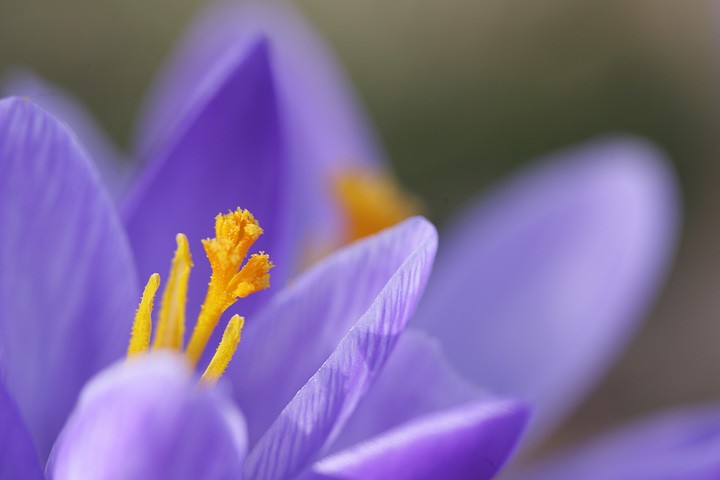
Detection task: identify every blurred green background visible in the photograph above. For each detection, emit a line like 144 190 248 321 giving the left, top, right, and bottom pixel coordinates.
2 0 719 452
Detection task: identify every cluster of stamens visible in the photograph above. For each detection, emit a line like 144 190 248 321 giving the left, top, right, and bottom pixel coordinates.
127 208 273 385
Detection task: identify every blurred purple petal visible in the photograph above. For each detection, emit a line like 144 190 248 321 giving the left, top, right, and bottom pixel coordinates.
2 70 132 200
303 399 529 480
511 405 720 480
123 39 291 322
331 328 484 453
414 137 680 438
49 354 247 480
242 217 438 480
0 383 43 480
134 1 382 266
0 97 139 458
135 1 379 169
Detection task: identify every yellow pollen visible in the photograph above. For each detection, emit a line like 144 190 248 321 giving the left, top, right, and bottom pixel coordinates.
153 233 192 350
333 169 420 243
186 208 273 368
200 314 245 385
127 273 160 357
125 207 272 385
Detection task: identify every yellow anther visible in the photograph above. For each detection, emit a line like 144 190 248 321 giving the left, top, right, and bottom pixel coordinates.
200 315 245 385
230 252 272 298
127 273 160 357
206 209 263 279
153 234 193 350
333 169 420 243
185 208 273 367
125 207 271 385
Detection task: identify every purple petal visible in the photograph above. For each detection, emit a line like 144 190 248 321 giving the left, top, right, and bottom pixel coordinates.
0 97 139 458
2 69 132 200
135 1 379 169
303 399 529 480
232 218 437 441
133 1 382 264
413 137 680 439
123 39 291 321
511 405 720 480
241 217 438 480
0 383 43 480
330 328 484 453
49 354 247 480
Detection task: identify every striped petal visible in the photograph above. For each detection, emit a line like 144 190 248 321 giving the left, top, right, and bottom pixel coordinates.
0 97 139 458
241 218 438 480
304 399 529 480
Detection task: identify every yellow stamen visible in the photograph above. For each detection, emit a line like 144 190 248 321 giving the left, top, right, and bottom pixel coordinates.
333 169 420 243
125 207 271 385
127 273 160 357
152 234 193 350
200 314 245 385
185 208 273 367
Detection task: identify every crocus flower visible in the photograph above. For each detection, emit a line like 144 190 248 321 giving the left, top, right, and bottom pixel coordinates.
1 2 691 479
0 96 529 478
0 37 529 480
114 1 708 476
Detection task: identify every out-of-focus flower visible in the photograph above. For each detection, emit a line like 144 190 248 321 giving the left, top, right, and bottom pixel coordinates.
1 2 691 478
0 46 527 480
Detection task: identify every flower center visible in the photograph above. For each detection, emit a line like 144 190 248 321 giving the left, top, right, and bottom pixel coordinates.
333 169 420 243
126 208 273 385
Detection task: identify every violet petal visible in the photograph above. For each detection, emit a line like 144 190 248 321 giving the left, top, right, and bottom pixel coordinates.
2 69 132 200
303 399 529 480
414 137 680 439
49 354 247 480
0 382 43 480
0 97 139 458
122 39 291 323
330 328 484 453
241 217 438 480
511 404 720 480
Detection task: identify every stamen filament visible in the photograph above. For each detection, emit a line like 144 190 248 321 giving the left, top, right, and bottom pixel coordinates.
127 273 160 357
200 314 244 385
153 234 192 350
185 292 225 367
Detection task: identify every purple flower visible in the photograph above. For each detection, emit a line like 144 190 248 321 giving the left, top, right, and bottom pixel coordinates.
1 2 695 478
0 15 528 480
94 2 704 478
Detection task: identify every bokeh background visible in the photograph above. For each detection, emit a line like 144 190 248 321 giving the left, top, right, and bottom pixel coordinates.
2 0 719 454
